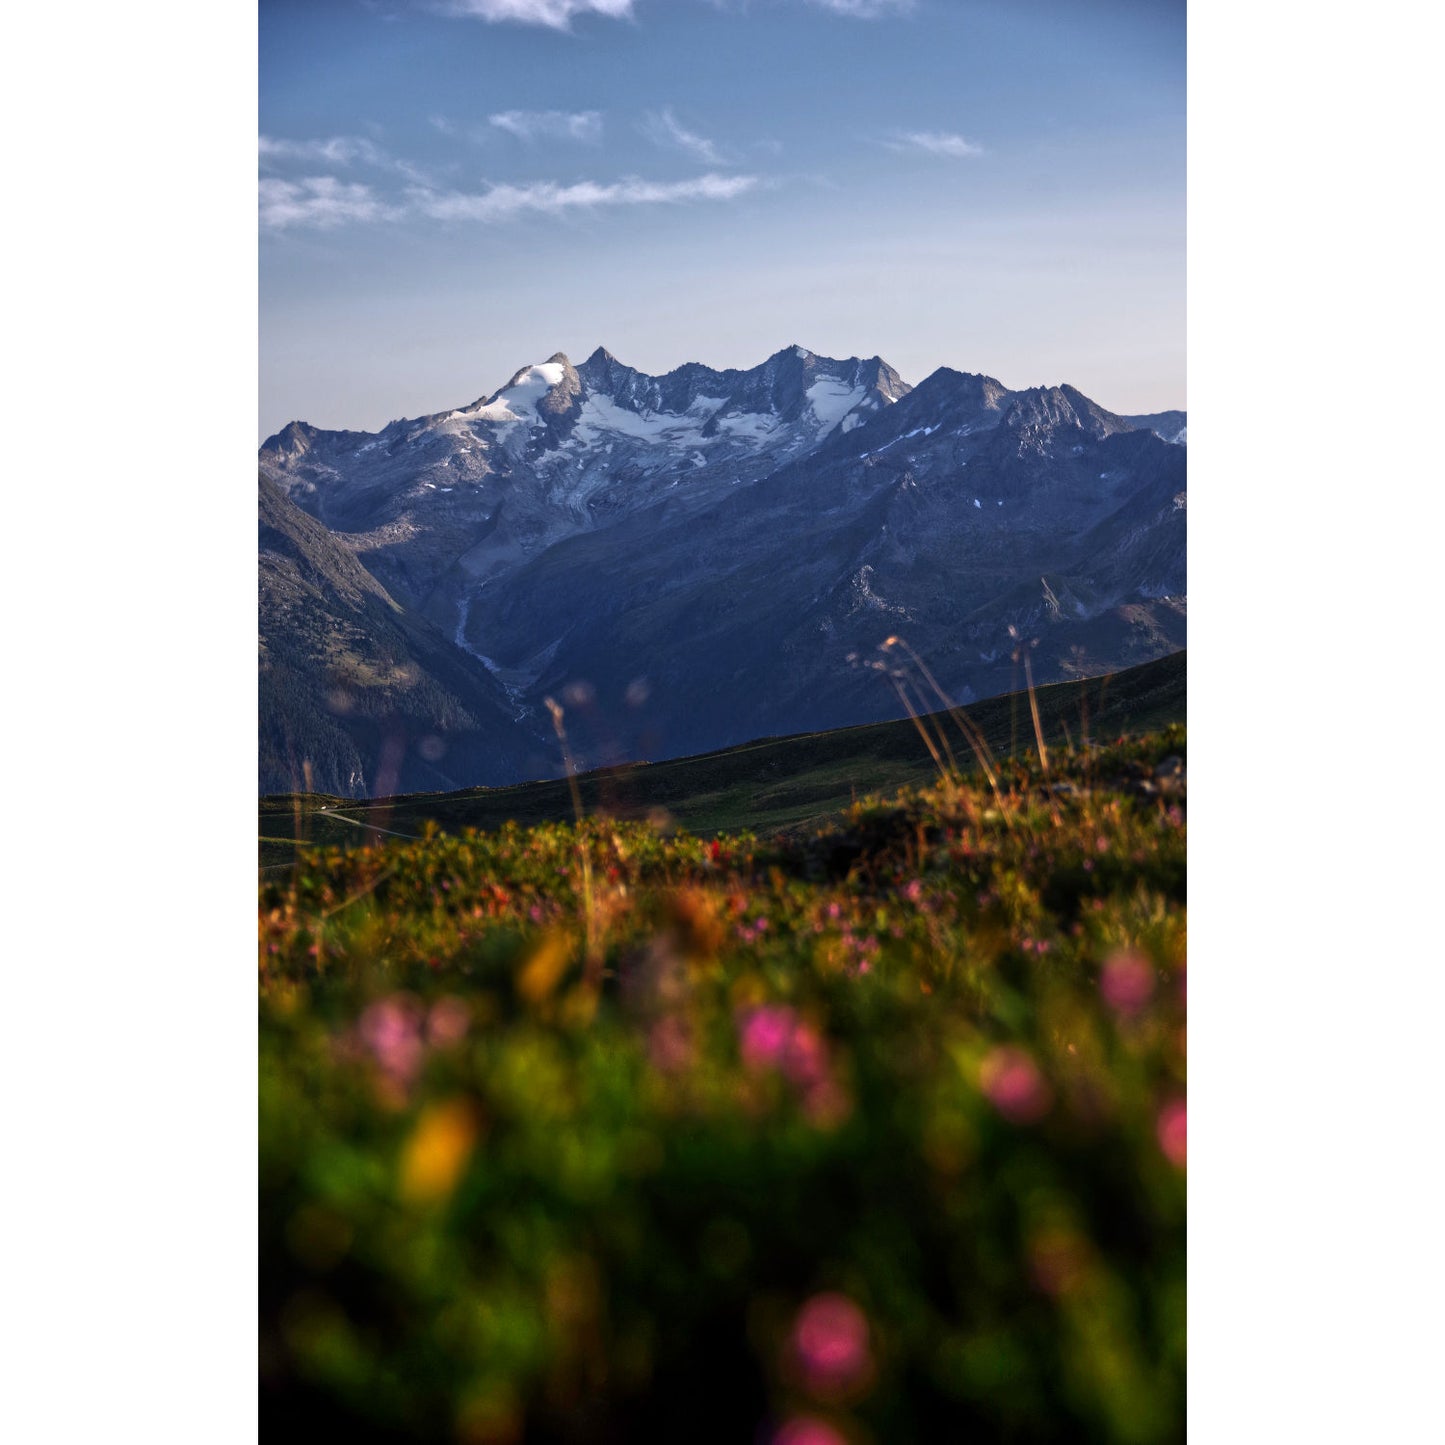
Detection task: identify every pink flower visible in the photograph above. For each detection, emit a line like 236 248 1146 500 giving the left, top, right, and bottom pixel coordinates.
790 1293 872 1397
980 1046 1053 1124
1157 1098 1187 1167
426 996 470 1047
359 995 425 1086
902 879 922 903
739 1006 796 1070
773 1420 847 1445
782 1022 829 1090
739 1008 844 1122
1100 950 1155 1016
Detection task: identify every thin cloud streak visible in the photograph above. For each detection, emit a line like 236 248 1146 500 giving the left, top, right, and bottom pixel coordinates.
409 172 758 222
641 108 727 165
261 171 759 231
434 0 634 27
261 134 437 185
259 135 388 167
884 130 984 158
432 0 912 25
804 0 915 16
259 177 400 231
489 109 604 143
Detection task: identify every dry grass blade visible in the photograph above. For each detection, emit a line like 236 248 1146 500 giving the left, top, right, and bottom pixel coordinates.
1021 649 1049 777
886 674 949 782
545 696 600 986
881 636 1003 802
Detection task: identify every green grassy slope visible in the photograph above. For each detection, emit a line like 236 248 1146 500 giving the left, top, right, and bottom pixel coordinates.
262 650 1184 865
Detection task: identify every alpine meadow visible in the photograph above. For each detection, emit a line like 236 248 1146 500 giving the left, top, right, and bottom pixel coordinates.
259 2 1187 1440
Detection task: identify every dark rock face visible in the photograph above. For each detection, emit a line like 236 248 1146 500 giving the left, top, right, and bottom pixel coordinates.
258 475 547 798
259 347 1185 790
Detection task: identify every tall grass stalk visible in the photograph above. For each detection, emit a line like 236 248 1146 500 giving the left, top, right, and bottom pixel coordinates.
881 636 1003 804
885 674 949 783
545 696 600 985
1021 650 1050 777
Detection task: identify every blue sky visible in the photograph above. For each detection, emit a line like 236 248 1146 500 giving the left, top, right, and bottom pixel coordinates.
259 0 1184 438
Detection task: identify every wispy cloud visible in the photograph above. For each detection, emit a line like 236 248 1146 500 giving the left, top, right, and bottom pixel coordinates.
409 172 758 222
489 109 604 143
259 135 388 168
803 0 915 16
884 130 984 158
261 133 437 186
261 170 759 231
259 177 399 231
432 0 912 25
434 0 634 27
641 108 726 166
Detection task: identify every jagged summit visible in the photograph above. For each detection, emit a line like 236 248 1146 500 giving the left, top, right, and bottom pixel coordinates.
259 343 1186 792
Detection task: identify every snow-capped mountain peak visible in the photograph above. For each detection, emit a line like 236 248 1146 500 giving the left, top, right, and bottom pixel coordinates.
259 344 1185 793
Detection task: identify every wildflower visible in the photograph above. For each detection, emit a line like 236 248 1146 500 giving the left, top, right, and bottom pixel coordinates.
359 995 425 1087
773 1420 847 1445
1100 949 1155 1016
790 1292 872 1398
739 1006 797 1071
426 996 470 1047
399 1097 478 1205
980 1046 1053 1124
781 1021 828 1090
1157 1099 1187 1168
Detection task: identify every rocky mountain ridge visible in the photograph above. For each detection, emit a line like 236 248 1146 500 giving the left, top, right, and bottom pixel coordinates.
259 345 1185 793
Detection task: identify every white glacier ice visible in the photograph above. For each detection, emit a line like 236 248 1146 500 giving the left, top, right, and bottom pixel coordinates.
804 378 867 437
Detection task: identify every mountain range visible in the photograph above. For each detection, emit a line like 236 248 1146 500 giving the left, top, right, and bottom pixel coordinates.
259 345 1185 796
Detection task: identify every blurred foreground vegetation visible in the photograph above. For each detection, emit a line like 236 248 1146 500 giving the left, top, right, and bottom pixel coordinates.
260 726 1186 1443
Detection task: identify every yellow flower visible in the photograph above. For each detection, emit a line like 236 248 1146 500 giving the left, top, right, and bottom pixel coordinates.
400 1098 479 1205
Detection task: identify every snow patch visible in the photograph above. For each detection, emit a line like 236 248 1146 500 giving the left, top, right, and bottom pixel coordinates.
805 378 866 437
573 392 692 443
468 362 568 427
716 410 781 441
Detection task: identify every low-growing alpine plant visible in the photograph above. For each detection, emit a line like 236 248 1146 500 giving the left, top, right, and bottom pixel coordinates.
260 726 1185 1444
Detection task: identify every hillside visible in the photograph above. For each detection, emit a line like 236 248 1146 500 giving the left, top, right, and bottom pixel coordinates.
262 651 1184 865
259 475 541 797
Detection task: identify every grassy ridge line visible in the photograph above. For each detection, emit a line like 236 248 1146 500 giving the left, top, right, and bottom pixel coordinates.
261 650 1184 860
